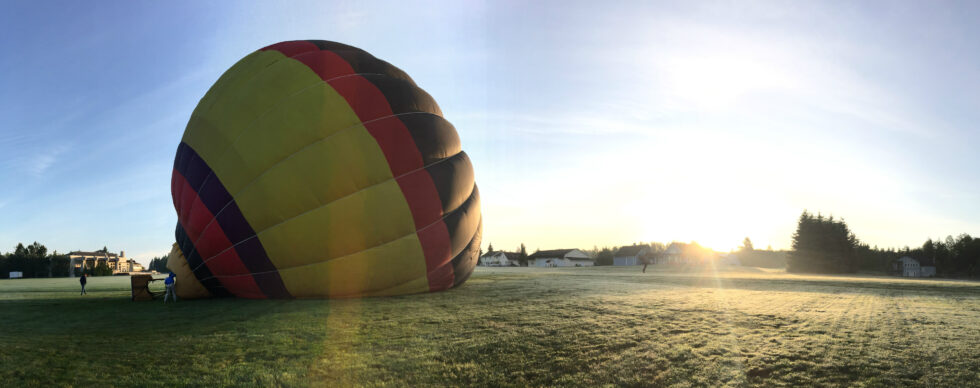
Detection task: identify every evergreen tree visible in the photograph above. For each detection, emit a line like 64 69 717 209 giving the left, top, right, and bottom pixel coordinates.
594 247 614 266
4 242 51 278
93 261 113 276
788 211 857 273
518 243 528 266
147 256 170 273
49 252 71 277
741 237 754 252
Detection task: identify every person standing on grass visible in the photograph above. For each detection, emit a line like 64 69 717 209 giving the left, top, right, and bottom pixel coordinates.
79 273 87 295
163 272 177 303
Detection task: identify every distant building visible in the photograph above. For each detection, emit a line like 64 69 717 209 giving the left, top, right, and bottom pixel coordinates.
719 253 741 266
123 260 146 273
654 243 690 264
613 245 650 266
69 250 144 276
479 251 520 267
527 249 593 267
651 242 715 265
894 256 935 278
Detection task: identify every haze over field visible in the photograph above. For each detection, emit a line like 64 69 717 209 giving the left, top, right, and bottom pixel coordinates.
1 1 979 265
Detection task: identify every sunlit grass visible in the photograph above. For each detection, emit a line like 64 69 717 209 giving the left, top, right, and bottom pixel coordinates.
2 267 980 386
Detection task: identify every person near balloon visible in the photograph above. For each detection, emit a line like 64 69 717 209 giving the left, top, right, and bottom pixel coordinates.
163 273 177 303
79 273 87 295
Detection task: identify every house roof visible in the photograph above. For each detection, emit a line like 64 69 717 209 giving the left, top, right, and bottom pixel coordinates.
896 256 923 265
68 251 120 258
528 249 578 260
664 243 685 255
615 245 648 257
481 251 521 260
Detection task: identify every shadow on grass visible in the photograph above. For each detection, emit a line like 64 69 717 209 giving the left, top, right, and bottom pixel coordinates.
0 292 376 386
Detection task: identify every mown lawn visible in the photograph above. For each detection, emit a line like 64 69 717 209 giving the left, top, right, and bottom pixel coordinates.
2 266 980 387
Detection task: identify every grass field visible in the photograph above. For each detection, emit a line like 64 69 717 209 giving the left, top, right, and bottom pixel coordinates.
3 266 980 387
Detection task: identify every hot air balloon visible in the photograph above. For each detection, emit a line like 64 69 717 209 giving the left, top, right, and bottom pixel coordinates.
167 40 481 299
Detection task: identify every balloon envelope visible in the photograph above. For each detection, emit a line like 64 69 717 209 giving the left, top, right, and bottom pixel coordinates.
170 40 481 299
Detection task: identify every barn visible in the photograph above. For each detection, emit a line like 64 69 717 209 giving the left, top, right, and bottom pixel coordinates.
613 245 650 266
479 251 520 267
527 249 594 267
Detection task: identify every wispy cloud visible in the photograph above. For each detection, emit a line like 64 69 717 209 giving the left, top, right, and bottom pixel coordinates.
23 144 69 177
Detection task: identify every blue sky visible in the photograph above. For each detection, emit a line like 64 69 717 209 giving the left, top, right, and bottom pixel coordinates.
1 1 978 264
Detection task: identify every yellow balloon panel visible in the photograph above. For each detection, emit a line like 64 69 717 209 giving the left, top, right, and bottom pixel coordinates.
255 179 420 270
207 83 366 196
232 127 393 232
192 51 283 117
276 232 429 298
183 51 322 166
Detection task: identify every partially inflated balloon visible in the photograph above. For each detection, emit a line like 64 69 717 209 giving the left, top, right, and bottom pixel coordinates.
169 40 481 299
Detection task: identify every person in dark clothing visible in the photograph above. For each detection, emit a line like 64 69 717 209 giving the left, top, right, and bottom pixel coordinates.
163 272 177 303
79 273 88 295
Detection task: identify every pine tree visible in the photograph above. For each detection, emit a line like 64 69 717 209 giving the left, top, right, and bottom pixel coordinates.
518 243 528 266
788 210 857 273
741 237 754 252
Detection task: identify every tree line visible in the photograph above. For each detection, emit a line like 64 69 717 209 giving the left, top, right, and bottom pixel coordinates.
0 242 85 278
0 242 67 278
884 235 980 277
589 242 669 266
147 256 169 273
480 243 530 266
0 242 161 279
788 210 980 277
486 240 784 267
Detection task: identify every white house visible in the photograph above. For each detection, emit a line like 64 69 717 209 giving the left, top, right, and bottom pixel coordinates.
895 256 936 278
895 256 921 277
613 245 650 266
654 243 688 264
527 249 594 267
651 242 715 265
479 251 520 267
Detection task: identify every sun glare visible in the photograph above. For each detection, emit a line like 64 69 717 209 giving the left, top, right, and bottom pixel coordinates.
665 54 796 110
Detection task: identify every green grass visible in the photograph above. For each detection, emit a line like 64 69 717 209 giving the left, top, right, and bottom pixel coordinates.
3 267 980 387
